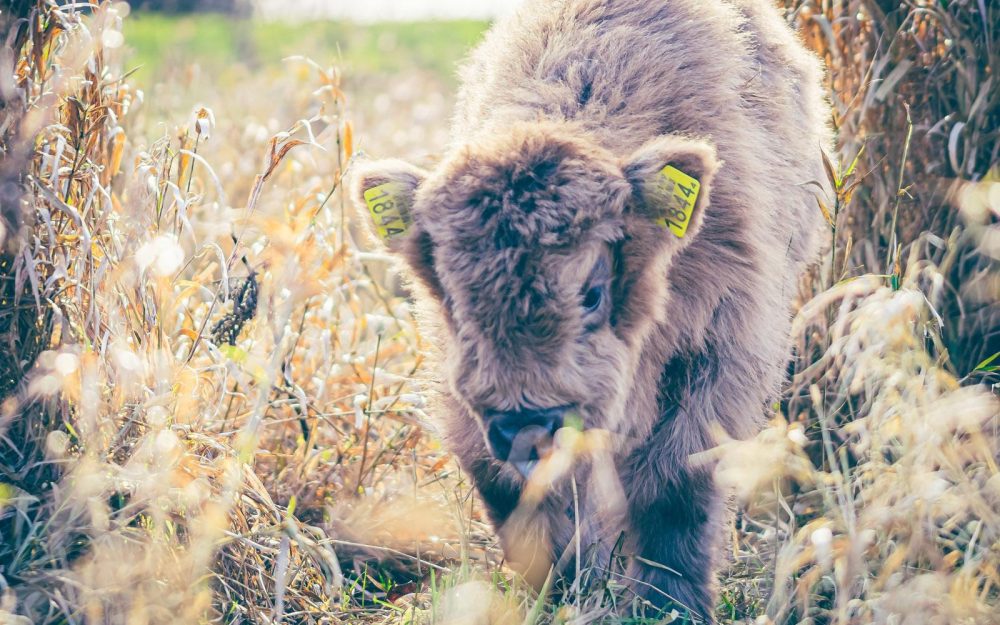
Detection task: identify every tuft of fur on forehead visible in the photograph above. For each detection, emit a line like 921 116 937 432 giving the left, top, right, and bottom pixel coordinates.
416 122 630 255
409 123 629 363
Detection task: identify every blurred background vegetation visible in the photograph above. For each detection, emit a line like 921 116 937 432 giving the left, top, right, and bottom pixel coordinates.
123 15 487 87
130 0 250 13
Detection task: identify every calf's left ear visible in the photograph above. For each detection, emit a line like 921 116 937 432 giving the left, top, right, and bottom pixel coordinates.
610 136 720 341
622 135 720 246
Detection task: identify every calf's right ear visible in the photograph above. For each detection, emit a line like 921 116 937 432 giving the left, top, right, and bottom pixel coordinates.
350 159 445 299
350 159 427 253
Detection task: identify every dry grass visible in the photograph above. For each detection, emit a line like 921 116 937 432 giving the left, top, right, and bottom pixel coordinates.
0 1 996 624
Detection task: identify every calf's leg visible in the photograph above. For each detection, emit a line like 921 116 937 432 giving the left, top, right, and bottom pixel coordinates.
623 465 722 622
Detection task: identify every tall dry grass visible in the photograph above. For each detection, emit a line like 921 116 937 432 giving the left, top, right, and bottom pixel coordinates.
720 2 1000 623
0 3 480 623
0 1 996 625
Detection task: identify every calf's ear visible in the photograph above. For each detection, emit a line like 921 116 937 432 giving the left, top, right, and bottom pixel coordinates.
622 135 720 247
350 159 443 298
350 158 427 253
610 137 720 341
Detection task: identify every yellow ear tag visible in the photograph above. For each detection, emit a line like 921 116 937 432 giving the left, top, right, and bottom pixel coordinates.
652 165 700 238
364 182 411 240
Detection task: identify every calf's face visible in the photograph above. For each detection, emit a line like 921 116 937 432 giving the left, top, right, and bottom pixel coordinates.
352 123 718 475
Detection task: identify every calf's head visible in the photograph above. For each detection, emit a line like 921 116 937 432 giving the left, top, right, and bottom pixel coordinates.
352 122 718 476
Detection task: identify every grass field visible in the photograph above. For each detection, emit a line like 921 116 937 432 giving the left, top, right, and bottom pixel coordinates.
121 13 480 185
123 13 489 87
1 2 997 624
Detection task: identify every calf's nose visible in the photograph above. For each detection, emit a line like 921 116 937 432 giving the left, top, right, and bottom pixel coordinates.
484 406 566 476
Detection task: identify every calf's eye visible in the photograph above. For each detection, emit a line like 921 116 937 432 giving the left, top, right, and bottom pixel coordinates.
581 283 605 314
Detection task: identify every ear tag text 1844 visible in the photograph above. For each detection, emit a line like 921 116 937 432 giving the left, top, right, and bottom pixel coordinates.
364 182 411 240
653 165 700 238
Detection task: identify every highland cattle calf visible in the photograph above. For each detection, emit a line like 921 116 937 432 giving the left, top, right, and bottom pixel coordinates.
352 0 831 620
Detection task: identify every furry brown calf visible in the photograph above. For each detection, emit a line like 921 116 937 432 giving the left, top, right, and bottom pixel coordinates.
351 0 831 619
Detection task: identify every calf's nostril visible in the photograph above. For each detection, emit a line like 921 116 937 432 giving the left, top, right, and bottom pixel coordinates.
483 406 568 464
486 418 516 461
537 409 564 436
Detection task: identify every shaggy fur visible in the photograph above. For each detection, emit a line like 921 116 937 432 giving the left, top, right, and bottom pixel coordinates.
351 0 831 620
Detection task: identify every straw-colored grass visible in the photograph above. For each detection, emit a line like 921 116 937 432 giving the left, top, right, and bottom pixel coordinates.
0 1 996 624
